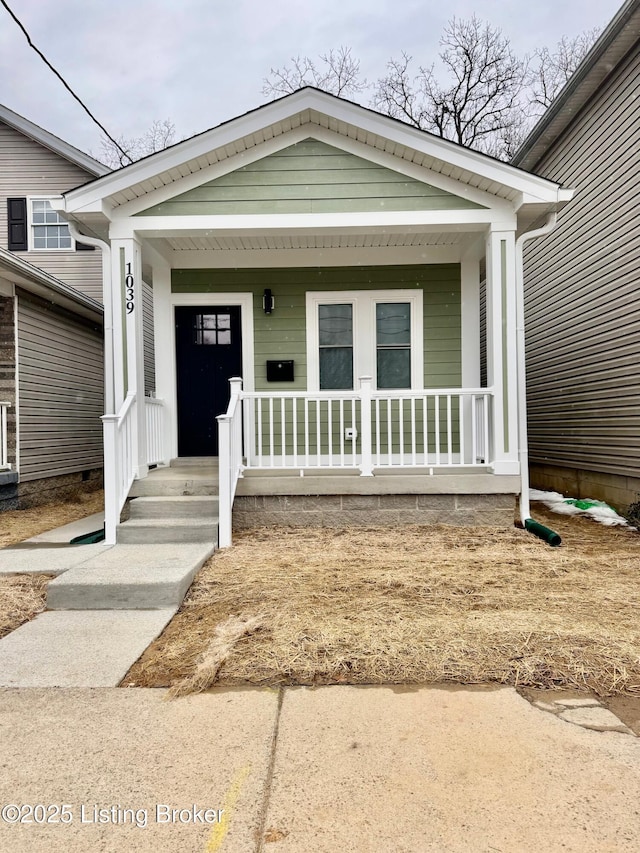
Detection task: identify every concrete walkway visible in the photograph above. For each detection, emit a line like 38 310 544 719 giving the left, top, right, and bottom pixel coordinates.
0 685 638 853
0 514 215 687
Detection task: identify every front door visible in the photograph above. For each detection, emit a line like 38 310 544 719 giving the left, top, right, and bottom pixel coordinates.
175 305 242 456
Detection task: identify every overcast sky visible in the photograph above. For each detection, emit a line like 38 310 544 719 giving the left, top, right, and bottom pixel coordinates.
0 0 624 159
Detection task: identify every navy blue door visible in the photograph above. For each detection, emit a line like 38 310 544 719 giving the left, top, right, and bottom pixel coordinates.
175 306 242 456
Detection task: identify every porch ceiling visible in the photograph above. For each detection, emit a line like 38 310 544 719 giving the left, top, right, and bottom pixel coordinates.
158 231 463 252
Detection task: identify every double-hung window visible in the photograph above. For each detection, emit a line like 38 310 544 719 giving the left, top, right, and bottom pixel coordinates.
29 198 72 250
307 290 423 391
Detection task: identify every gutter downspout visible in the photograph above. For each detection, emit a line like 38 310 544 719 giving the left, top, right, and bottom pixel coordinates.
66 222 114 415
515 212 562 546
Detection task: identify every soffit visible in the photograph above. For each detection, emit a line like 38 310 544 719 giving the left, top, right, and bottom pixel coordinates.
160 231 462 252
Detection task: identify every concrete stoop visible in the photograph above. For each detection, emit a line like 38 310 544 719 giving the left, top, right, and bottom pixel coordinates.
46 543 215 610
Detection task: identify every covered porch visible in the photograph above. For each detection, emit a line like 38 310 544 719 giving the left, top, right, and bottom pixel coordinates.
56 89 571 545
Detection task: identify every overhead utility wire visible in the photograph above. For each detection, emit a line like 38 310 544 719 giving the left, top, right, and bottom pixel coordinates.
0 0 132 164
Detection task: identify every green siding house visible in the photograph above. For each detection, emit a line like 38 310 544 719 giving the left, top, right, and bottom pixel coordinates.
57 89 573 546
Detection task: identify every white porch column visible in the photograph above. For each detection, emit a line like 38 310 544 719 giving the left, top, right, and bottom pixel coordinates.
109 235 148 478
460 258 480 464
150 253 174 465
485 229 519 475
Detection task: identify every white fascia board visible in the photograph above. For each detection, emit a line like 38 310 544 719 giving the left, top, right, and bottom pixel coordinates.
111 126 314 218
112 123 512 219
309 94 565 201
112 209 516 240
63 98 320 210
63 89 564 212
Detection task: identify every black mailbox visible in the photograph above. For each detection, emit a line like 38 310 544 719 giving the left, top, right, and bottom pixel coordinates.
266 360 295 382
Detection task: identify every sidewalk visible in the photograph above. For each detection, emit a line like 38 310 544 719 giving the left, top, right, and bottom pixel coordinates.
0 685 638 853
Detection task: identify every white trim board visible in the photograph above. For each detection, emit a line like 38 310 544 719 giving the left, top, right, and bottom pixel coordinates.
154 288 255 460
63 89 567 211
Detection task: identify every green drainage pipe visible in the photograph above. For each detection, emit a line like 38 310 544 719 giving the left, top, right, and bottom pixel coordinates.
524 518 562 547
70 529 105 545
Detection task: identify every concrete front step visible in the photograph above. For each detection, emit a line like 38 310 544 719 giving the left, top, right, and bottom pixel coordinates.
47 543 214 610
117 517 218 544
129 495 219 519
0 609 176 686
170 456 219 468
129 475 218 498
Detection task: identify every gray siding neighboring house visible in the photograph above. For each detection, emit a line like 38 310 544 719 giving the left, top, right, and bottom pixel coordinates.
0 105 108 508
513 0 640 513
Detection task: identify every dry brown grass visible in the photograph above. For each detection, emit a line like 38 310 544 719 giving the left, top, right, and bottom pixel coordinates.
0 575 52 640
0 491 104 549
124 506 640 696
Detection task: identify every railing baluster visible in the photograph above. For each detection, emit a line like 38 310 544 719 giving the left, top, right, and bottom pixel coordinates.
305 398 309 468
447 394 453 465
257 397 263 468
411 397 417 466
327 398 333 465
435 396 441 465
459 393 465 466
471 395 477 465
339 399 345 467
316 400 321 467
292 398 298 468
423 396 428 465
280 397 285 466
269 397 274 467
386 398 392 467
351 398 356 466
399 397 404 467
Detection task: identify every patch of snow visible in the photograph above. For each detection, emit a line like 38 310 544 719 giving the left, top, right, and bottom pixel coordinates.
529 490 630 527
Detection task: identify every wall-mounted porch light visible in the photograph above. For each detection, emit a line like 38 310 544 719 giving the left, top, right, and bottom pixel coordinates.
262 288 275 315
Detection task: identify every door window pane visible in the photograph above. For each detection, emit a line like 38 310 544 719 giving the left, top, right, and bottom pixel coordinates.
319 304 353 389
376 302 411 388
194 313 232 345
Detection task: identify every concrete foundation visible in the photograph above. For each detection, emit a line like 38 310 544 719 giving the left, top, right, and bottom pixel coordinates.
530 463 640 516
233 492 516 529
16 468 103 509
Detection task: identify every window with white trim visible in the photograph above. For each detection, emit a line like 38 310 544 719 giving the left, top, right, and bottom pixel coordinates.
29 198 72 250
307 290 423 391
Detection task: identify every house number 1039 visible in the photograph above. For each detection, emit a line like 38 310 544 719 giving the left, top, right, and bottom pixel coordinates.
125 262 135 314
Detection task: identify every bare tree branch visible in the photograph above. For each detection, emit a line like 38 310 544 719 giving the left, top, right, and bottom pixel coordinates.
94 118 176 169
528 28 600 112
374 16 527 158
262 47 366 98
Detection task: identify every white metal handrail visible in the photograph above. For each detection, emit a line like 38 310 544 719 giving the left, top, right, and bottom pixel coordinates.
102 393 136 545
145 396 165 466
0 402 10 470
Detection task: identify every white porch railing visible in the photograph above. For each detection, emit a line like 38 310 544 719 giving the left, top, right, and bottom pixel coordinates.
217 378 244 548
145 396 165 466
0 402 10 469
216 378 493 546
102 394 136 545
240 381 492 472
